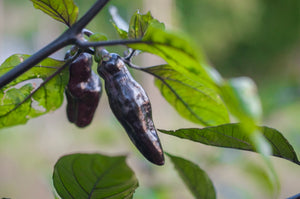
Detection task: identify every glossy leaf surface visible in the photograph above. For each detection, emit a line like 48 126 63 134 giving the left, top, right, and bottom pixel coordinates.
30 0 78 26
144 65 229 126
129 25 211 81
160 123 300 165
53 153 138 199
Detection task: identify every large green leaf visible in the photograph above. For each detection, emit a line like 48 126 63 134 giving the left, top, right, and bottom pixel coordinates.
0 54 68 128
144 65 229 126
167 153 216 199
220 77 271 157
160 123 300 165
129 25 212 84
30 0 78 27
53 153 138 199
127 23 229 126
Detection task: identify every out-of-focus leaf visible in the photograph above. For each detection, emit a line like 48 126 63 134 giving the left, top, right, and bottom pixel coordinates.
30 0 78 26
220 77 270 156
160 123 300 165
109 6 129 39
89 33 108 42
90 33 109 63
167 153 216 199
242 162 278 197
53 153 138 199
144 65 229 126
129 24 229 126
129 25 211 84
221 77 262 126
128 11 164 39
0 54 68 129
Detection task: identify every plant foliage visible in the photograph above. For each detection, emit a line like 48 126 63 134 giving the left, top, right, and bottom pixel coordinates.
53 153 138 199
30 0 79 26
0 54 68 128
0 0 299 198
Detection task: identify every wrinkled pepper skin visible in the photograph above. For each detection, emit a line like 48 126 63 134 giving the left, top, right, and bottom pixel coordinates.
97 52 164 165
65 52 102 127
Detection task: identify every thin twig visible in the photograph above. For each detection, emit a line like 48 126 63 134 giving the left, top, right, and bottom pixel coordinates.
76 39 147 48
1 53 80 117
0 0 111 89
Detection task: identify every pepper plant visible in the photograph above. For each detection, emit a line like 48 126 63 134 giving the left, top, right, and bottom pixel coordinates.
0 0 299 198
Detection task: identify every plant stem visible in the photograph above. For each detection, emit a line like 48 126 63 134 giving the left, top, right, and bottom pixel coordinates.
76 39 146 47
0 34 72 89
1 53 79 117
71 0 110 34
0 0 111 89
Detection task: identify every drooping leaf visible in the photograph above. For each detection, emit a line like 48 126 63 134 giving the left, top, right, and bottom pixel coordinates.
160 123 300 165
128 24 229 126
30 0 78 27
220 77 270 156
166 153 216 199
53 153 138 199
242 161 278 197
129 25 211 84
0 54 68 129
144 65 229 126
221 77 262 126
219 76 277 184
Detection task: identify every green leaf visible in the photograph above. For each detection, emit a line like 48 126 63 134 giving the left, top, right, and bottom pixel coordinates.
242 162 278 197
53 153 138 199
166 153 216 199
30 0 78 27
221 77 262 126
88 33 108 42
89 33 109 63
128 11 164 39
160 123 300 165
129 25 210 81
0 54 68 129
144 65 229 126
129 24 229 126
220 77 267 156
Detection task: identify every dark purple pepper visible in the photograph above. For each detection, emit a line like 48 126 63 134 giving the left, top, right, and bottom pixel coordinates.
97 51 164 165
65 52 102 127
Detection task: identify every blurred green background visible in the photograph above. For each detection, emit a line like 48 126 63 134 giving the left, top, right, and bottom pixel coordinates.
0 0 300 198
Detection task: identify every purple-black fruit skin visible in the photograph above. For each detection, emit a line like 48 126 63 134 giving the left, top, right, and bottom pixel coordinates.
98 53 164 165
65 52 102 127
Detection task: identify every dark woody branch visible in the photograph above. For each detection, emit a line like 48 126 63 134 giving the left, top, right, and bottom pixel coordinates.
0 0 110 89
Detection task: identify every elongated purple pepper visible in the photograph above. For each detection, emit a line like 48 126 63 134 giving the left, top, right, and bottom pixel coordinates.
97 50 164 165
